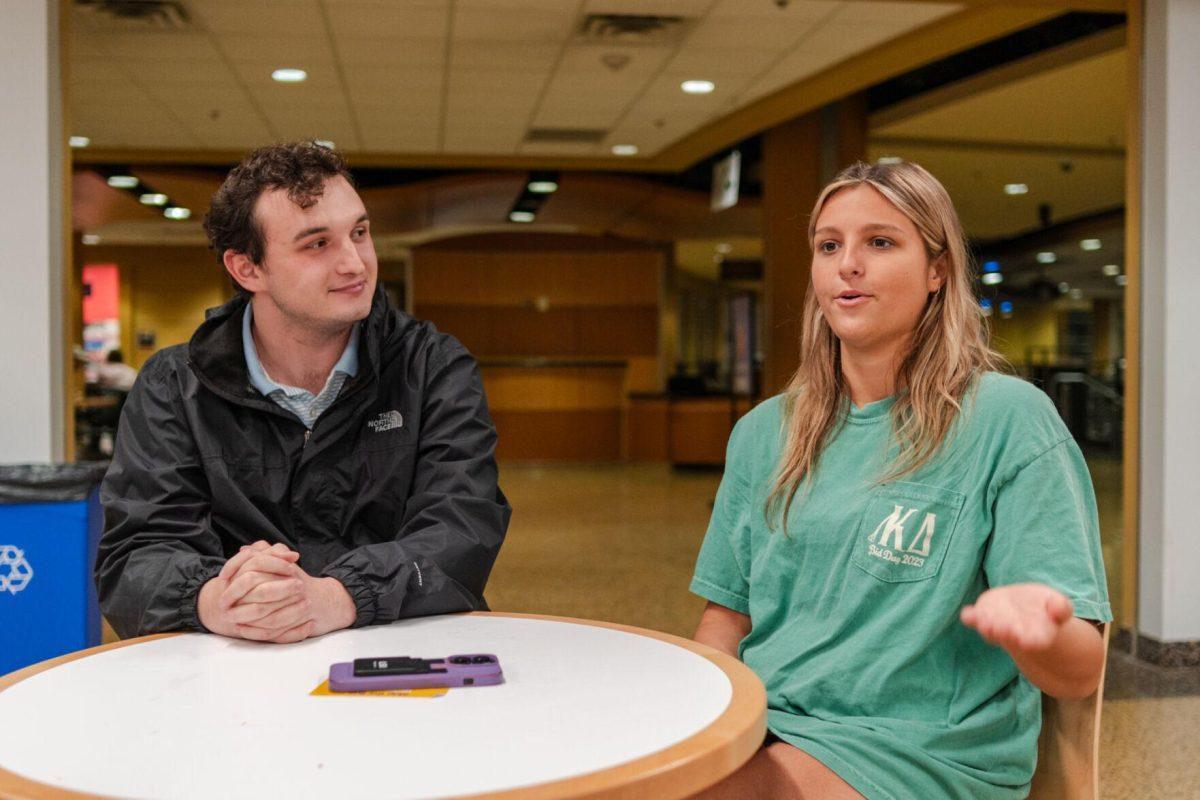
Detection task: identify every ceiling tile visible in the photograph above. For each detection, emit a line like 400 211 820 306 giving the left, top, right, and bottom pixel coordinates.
325 3 449 40
447 68 544 95
69 58 132 84
194 1 325 36
218 34 336 65
358 127 441 152
707 0 839 18
453 7 577 43
687 14 824 48
663 47 780 78
337 37 446 68
97 31 225 61
342 65 443 91
351 92 443 117
232 61 343 91
831 1 959 25
109 59 242 89
530 106 622 130
451 41 560 71
582 0 712 14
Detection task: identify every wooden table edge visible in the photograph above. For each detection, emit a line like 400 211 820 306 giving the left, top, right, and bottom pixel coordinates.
0 613 767 800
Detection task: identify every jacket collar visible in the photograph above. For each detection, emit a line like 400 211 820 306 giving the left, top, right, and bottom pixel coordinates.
189 286 393 402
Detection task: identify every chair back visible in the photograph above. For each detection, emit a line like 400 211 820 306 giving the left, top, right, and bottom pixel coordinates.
1027 623 1110 800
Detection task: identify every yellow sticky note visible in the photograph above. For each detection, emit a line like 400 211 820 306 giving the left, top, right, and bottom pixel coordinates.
310 680 448 698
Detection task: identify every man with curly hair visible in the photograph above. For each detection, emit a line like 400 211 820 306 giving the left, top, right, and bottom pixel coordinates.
95 142 511 643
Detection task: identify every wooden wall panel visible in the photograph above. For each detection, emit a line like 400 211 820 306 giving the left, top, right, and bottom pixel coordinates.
669 398 754 466
419 305 658 358
625 398 670 463
492 410 621 461
481 367 624 411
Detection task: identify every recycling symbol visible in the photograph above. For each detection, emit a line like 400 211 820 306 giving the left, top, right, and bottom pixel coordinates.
0 545 34 595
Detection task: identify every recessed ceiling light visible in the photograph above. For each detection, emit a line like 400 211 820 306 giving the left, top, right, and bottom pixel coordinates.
69 136 90 148
716 242 733 254
1102 263 1120 276
979 299 993 316
139 193 168 206
1000 300 1014 315
877 156 903 165
611 144 638 156
1036 251 1057 264
163 206 192 220
1004 183 1028 195
1058 282 1071 294
982 272 1003 286
313 139 335 149
983 260 1001 273
508 211 535 223
681 79 715 94
1080 238 1102 251
107 175 138 189
81 234 100 245
272 68 307 83
1070 288 1084 299
1115 275 1128 286
528 181 558 194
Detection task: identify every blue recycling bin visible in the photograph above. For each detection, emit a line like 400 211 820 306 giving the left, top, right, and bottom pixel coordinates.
0 463 108 676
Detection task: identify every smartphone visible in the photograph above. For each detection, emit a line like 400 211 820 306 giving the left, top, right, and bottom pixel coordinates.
328 654 504 692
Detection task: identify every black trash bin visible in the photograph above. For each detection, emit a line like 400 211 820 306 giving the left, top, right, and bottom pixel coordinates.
0 462 108 676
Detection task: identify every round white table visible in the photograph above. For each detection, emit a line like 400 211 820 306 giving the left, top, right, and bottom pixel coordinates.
0 612 765 799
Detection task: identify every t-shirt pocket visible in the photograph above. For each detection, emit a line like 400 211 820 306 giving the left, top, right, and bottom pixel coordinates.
850 481 966 583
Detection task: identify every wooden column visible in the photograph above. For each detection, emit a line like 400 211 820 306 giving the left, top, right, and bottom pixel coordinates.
761 96 869 397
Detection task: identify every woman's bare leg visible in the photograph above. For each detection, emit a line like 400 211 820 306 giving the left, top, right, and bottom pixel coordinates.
690 741 865 800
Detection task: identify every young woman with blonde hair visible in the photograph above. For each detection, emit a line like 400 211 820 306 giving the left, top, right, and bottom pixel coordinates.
690 161 1110 799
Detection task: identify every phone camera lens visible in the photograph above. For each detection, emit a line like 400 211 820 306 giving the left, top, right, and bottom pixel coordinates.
449 656 471 665
471 656 493 664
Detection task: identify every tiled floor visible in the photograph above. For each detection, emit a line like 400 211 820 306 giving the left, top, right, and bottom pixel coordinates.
485 462 1200 800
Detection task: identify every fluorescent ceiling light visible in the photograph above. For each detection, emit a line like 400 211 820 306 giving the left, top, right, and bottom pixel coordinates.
163 206 192 220
981 272 1003 286
69 136 90 148
716 242 733 254
1036 251 1057 264
314 139 335 149
681 79 715 94
877 156 902 165
107 175 138 189
272 68 307 83
1004 183 1028 195
81 234 101 245
1115 275 1128 286
508 211 535 223
611 144 639 156
1102 264 1120 276
1070 288 1084 299
528 181 558 194
1080 238 1102 251
1058 282 1071 294
139 193 168 206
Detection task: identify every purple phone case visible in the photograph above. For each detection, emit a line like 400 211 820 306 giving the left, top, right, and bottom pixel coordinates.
328 654 505 692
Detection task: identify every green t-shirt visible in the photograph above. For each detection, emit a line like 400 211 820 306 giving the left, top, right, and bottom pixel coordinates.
690 372 1111 800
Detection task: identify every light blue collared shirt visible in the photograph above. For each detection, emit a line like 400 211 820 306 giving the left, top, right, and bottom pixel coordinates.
242 303 359 429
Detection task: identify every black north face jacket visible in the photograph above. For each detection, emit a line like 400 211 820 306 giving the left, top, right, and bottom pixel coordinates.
95 289 511 638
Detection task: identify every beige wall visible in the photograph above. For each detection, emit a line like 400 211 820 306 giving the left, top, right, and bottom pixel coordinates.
990 303 1059 370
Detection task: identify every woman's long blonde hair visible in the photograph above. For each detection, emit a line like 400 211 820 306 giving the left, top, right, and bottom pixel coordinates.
767 160 1003 530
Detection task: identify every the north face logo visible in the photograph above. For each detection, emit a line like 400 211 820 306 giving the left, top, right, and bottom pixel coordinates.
0 545 34 594
867 505 937 566
368 410 404 433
